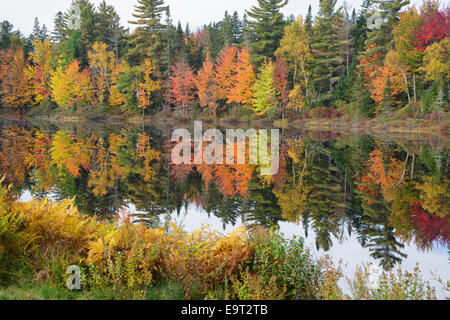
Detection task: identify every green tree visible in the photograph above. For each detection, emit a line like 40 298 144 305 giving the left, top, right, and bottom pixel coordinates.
96 0 128 59
310 0 346 104
52 12 66 43
245 0 288 67
127 0 168 76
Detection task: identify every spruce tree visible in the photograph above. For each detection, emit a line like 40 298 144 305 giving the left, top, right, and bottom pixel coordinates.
30 18 48 43
310 0 346 104
174 21 186 61
0 21 16 50
245 0 288 68
305 5 313 38
96 0 127 59
52 12 66 43
230 11 243 45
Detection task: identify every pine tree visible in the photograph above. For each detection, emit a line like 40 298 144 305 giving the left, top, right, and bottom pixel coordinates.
359 0 410 70
245 0 288 68
127 0 168 74
230 11 243 45
221 11 233 47
0 21 18 50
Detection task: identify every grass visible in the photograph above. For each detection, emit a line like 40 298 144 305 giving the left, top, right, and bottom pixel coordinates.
0 281 189 300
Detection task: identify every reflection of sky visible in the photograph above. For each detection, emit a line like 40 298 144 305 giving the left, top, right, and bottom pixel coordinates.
167 203 450 299
19 191 449 299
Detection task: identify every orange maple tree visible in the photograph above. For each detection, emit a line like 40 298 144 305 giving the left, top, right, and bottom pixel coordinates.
195 52 218 115
0 47 34 110
168 62 196 113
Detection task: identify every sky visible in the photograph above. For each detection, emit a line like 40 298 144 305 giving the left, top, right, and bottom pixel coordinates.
0 0 424 37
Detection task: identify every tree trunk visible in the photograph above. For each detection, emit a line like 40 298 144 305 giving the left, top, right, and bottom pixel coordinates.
400 70 411 103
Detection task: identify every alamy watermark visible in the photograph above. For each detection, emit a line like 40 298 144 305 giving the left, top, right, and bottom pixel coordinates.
66 265 81 290
171 121 280 176
367 10 383 30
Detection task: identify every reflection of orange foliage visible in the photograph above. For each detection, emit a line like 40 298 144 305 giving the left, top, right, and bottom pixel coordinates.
170 141 255 197
137 133 160 182
0 128 33 185
358 148 404 204
50 130 92 178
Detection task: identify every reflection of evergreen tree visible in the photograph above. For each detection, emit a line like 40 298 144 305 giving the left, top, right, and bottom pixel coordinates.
203 181 242 229
305 147 345 251
241 175 282 229
356 178 407 270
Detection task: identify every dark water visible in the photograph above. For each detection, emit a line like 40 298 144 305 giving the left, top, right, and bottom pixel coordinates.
1 119 449 294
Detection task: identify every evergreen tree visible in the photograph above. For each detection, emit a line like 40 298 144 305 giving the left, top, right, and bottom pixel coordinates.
96 0 128 59
359 0 410 70
127 0 169 74
63 0 99 65
205 22 224 60
230 11 243 45
245 0 288 67
221 11 233 47
30 18 48 43
174 21 186 62
305 5 313 38
0 21 17 50
310 0 346 104
52 12 66 43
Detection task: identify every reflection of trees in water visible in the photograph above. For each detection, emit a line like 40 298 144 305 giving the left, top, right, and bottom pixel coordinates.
0 122 448 268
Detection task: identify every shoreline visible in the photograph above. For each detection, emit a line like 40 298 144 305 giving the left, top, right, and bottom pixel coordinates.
1 113 449 136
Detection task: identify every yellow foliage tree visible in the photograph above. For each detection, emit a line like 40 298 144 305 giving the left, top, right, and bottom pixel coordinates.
422 38 450 81
51 60 93 110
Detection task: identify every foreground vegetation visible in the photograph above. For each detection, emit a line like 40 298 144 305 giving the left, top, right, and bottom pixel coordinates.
0 182 445 300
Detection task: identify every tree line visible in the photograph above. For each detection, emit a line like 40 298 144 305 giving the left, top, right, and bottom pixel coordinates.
0 0 448 120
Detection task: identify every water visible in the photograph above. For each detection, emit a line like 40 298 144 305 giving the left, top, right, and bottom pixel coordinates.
2 119 449 296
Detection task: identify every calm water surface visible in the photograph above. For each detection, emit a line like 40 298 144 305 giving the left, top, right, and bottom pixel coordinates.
1 120 448 296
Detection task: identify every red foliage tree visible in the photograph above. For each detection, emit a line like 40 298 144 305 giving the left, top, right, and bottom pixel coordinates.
414 4 450 51
168 62 196 113
273 55 291 114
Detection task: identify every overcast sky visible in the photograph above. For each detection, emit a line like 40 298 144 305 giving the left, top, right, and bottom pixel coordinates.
1 0 424 36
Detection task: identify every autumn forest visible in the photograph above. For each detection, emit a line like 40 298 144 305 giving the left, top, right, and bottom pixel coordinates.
0 0 449 301
0 0 448 124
